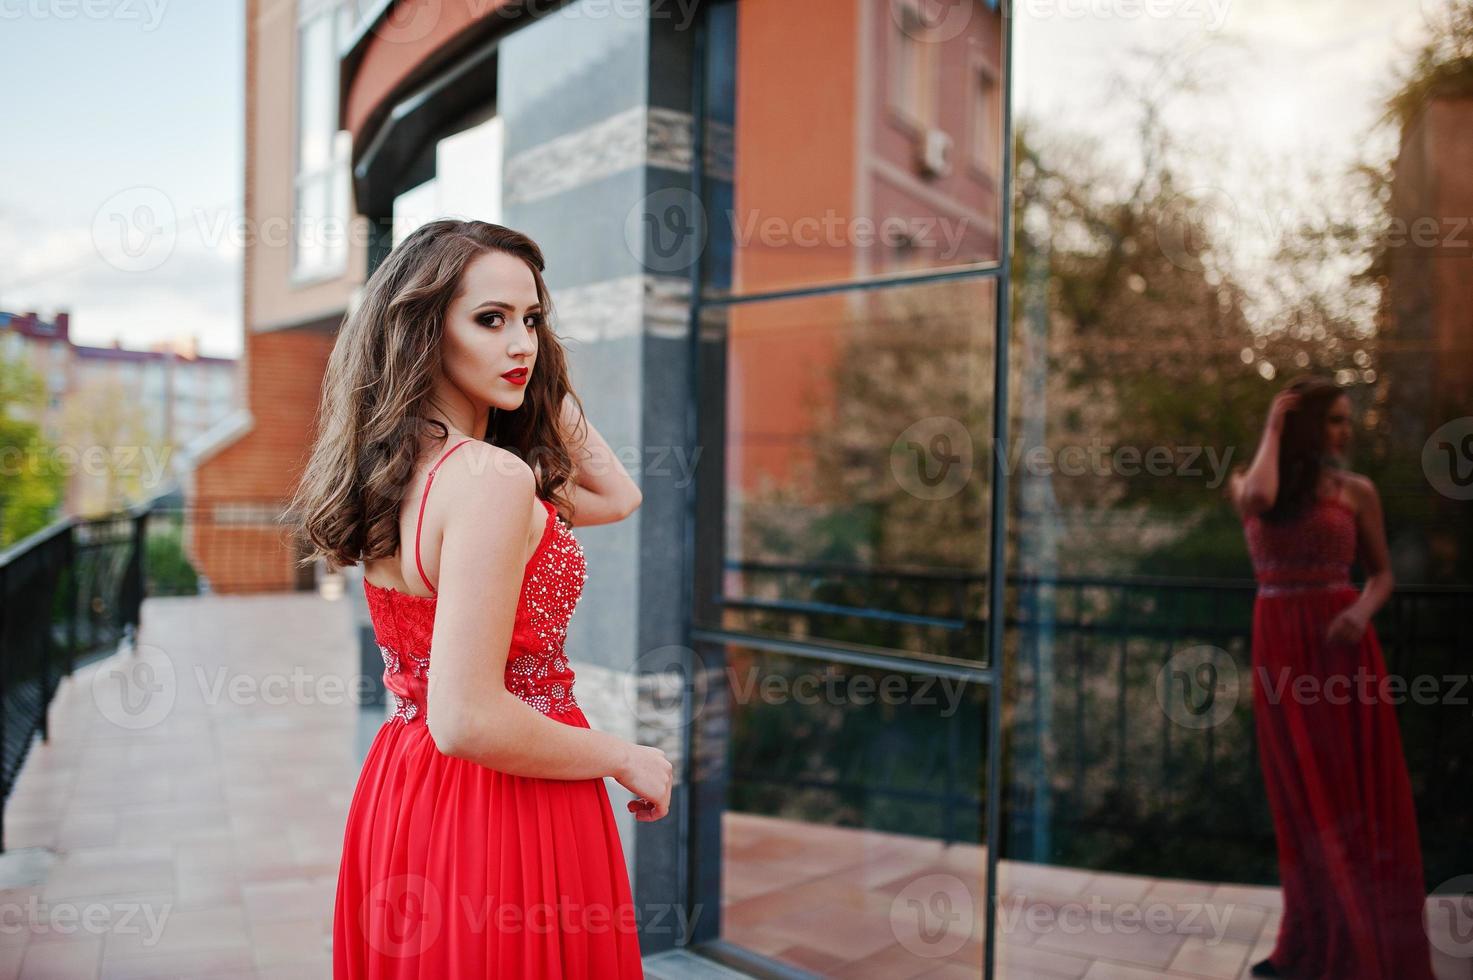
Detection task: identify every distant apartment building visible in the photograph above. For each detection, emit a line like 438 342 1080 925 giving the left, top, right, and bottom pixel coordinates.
0 309 239 516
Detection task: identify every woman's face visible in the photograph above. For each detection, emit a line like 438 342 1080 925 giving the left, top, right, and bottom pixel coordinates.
440 249 543 414
1324 393 1352 458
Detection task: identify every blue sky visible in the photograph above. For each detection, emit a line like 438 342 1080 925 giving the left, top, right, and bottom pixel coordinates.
0 0 244 357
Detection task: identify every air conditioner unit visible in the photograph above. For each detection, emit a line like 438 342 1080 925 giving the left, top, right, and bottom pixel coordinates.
919 127 953 178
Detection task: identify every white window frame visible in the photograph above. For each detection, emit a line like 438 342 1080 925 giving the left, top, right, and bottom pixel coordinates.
968 48 1002 179
291 0 355 284
887 0 938 133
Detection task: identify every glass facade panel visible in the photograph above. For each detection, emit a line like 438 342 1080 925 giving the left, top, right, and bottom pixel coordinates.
1001 1 1470 973
702 278 997 666
716 642 987 975
701 0 1005 299
692 2 1008 974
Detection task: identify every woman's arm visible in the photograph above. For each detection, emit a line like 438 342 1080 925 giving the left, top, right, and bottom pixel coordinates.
559 393 642 526
420 444 671 817
1326 475 1395 647
1230 390 1298 518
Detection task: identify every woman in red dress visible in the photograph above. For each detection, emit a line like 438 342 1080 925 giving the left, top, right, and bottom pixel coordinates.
291 220 671 978
1229 376 1434 979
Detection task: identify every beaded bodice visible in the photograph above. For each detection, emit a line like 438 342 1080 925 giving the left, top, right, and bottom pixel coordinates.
1243 496 1357 595
364 497 588 722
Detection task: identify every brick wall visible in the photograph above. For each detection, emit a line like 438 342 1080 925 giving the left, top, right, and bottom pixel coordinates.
191 327 335 592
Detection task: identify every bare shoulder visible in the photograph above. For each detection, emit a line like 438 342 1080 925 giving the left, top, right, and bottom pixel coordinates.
1224 466 1252 518
433 442 536 514
1338 470 1381 514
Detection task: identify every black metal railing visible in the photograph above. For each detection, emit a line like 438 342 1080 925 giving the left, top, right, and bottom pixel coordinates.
0 494 170 851
720 560 1471 887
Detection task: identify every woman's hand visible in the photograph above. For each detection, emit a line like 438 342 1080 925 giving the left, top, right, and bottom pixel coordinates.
1265 390 1300 434
1326 606 1369 648
615 743 673 822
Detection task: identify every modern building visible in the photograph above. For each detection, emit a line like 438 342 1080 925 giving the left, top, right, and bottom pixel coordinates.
203 1 1007 971
203 0 1471 976
188 0 367 593
0 310 239 516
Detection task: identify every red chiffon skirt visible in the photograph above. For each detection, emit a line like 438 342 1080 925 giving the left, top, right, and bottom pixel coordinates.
332 705 645 978
1251 586 1435 979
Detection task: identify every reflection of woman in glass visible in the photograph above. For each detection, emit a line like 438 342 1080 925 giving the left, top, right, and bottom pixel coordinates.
1228 376 1434 979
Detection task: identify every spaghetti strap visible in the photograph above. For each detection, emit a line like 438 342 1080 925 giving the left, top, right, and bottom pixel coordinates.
414 438 476 595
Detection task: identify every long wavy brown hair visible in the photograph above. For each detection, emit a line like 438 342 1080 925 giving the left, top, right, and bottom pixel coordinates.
288 219 586 573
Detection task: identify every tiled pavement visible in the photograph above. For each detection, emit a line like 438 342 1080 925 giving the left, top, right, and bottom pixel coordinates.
0 592 1467 979
720 815 1470 979
0 592 362 978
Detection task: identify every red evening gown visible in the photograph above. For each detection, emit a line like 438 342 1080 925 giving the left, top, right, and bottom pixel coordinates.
333 438 645 978
1242 495 1435 980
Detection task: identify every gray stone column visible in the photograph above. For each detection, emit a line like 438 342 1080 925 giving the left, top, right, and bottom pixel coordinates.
498 0 702 955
